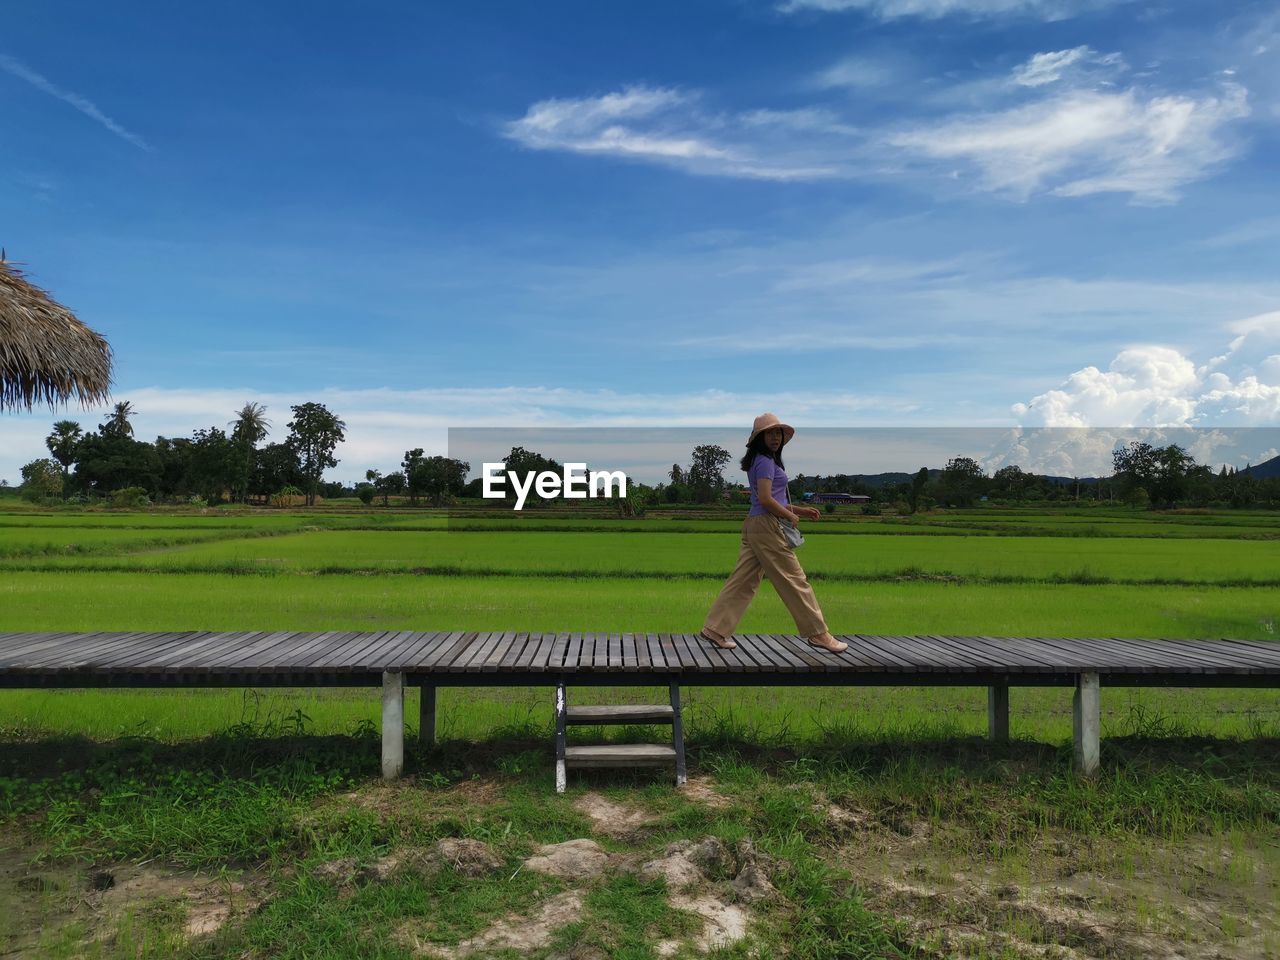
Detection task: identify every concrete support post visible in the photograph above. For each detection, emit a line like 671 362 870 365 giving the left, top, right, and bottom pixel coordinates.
420 683 437 746
1072 671 1100 776
987 683 1009 743
382 670 404 780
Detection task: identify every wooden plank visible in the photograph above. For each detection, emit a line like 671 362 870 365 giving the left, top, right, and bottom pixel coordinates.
845 635 915 669
363 631 423 669
828 634 891 671
444 631 491 672
499 632 532 671
0 631 89 663
391 631 453 670
235 632 325 671
1087 636 1230 673
645 633 667 671
710 634 750 673
254 631 333 671
1124 637 1274 671
299 631 365 668
564 744 677 767
188 634 284 670
36 631 158 669
546 632 571 672
966 636 1060 673
482 632 520 673
630 632 650 671
566 705 674 724
562 633 584 672
658 634 684 672
883 634 968 672
13 632 120 668
737 640 773 675
93 631 198 669
454 632 501 673
165 627 282 670
622 633 638 672
427 632 473 672
751 634 807 672
310 631 381 669
772 634 829 672
931 634 1008 670
668 633 703 673
528 632 561 674
513 631 542 671
591 633 609 671
327 631 395 673
823 635 880 669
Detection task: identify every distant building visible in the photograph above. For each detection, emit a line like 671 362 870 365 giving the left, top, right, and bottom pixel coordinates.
803 492 871 504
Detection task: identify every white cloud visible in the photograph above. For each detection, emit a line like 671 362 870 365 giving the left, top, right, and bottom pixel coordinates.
1012 311 1280 429
1012 46 1125 87
505 50 1251 202
777 0 1123 20
0 54 150 150
504 85 844 180
889 82 1249 202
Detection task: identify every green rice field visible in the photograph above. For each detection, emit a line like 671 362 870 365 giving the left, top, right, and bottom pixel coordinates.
2 502 1278 959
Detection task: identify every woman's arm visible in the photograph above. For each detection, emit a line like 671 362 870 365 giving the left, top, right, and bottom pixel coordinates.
756 476 800 524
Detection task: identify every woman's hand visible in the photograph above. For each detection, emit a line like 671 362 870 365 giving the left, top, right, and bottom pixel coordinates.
797 505 821 521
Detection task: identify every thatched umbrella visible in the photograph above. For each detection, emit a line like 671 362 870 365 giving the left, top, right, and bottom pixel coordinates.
0 257 112 411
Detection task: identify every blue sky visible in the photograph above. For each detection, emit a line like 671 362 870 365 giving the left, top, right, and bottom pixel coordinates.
3 0 1279 483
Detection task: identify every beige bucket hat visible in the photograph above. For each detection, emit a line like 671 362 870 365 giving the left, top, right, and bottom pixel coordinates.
747 412 795 446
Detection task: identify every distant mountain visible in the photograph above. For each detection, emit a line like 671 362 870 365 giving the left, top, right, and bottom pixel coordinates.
1240 453 1280 479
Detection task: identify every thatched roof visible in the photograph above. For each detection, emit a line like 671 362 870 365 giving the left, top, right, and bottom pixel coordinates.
0 258 112 411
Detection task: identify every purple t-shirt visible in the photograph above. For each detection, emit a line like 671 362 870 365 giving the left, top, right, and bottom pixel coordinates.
747 453 789 517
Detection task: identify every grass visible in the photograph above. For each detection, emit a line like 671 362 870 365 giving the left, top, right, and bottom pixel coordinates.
0 504 1277 957
6 528 1278 585
2 571 1277 644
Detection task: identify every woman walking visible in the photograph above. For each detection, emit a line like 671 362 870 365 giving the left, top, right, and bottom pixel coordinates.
699 413 848 653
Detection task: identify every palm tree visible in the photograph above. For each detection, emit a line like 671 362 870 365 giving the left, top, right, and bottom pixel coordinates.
230 402 271 445
102 401 134 438
229 402 270 503
45 420 83 495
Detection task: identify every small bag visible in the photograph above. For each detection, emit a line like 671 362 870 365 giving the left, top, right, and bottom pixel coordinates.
779 519 805 549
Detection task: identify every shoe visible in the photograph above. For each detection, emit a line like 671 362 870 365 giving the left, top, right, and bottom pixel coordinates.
700 631 737 650
807 635 848 653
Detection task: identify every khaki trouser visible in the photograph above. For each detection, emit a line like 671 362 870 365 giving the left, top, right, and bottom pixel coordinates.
702 513 829 639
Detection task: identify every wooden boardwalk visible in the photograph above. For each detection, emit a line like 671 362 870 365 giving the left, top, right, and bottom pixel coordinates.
2 631 1277 779
3 631 1278 686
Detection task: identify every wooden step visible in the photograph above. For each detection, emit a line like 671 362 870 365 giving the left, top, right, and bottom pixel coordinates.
563 744 677 768
565 704 674 725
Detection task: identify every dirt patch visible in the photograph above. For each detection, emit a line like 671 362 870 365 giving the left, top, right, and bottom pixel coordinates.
828 819 1280 960
313 839 504 888
399 889 587 958
96 864 265 939
666 892 750 954
0 845 266 955
523 839 613 880
678 776 733 809
573 792 658 837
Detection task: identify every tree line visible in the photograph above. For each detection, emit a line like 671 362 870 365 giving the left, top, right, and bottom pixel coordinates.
17 401 345 507
13 409 1279 511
